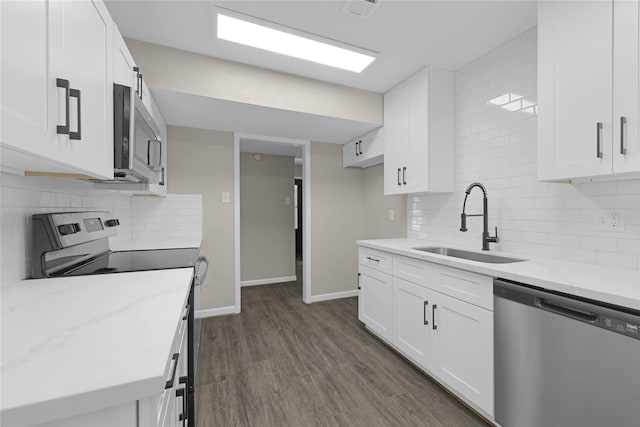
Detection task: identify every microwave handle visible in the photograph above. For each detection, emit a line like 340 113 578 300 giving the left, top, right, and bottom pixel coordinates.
147 139 162 168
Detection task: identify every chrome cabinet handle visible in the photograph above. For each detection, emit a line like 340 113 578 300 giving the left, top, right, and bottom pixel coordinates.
402 167 406 185
355 141 359 156
69 88 81 140
596 122 603 158
432 304 438 330
359 140 363 155
620 116 627 155
357 272 361 290
423 301 429 325
366 256 380 263
397 168 401 186
56 78 70 135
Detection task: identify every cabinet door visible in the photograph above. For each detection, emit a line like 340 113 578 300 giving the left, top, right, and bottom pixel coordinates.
432 291 493 416
392 277 435 368
405 69 430 193
383 84 407 195
342 139 360 167
114 29 136 87
50 0 114 179
0 0 66 163
358 265 393 342
538 1 613 181
613 0 640 174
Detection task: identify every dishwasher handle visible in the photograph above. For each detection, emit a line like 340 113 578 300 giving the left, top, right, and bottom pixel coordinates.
537 298 599 323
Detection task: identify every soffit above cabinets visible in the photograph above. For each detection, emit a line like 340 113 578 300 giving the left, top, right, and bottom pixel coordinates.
104 0 536 93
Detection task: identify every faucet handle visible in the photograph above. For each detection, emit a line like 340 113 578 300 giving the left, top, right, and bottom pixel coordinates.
460 213 468 232
493 226 500 242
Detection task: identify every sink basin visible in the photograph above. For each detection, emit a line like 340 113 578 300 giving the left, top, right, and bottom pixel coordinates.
412 246 527 264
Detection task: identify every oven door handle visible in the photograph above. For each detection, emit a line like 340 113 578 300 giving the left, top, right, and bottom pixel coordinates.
195 255 209 287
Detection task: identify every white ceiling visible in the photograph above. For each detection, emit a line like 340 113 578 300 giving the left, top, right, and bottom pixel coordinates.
105 0 537 93
107 1 536 146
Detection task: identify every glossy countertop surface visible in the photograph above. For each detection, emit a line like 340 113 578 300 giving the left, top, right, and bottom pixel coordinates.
358 238 640 311
1 268 195 426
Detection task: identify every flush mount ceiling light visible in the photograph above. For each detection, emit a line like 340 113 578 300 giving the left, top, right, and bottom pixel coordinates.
216 11 377 73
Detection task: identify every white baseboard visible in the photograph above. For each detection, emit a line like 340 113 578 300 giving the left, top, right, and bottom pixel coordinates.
309 289 359 303
241 275 297 287
195 306 238 318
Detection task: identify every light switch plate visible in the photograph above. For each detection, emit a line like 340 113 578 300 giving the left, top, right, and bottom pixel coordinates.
221 192 230 203
388 209 395 221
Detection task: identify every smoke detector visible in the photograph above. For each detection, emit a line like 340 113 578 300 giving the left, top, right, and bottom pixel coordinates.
341 0 381 19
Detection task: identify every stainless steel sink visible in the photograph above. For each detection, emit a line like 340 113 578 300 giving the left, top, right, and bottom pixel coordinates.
412 246 527 264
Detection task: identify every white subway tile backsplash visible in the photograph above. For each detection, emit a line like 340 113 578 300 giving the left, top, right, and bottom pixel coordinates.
2 172 203 287
407 27 640 271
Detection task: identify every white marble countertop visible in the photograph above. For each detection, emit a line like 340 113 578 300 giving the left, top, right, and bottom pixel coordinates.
358 238 640 311
109 237 202 251
1 268 195 427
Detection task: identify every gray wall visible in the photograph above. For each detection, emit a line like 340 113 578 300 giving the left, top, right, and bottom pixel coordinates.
125 38 382 124
240 153 295 282
167 126 235 310
309 144 406 298
310 142 364 296
363 164 407 238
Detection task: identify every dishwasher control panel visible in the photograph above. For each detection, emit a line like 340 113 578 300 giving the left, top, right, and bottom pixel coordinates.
602 316 639 339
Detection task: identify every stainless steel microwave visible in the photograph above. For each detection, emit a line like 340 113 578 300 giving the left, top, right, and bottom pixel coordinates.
112 83 163 183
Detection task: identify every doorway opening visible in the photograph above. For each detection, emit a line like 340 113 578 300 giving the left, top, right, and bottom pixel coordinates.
233 133 311 313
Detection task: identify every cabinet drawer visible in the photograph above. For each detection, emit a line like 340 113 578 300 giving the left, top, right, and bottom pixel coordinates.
432 265 493 311
359 247 392 274
393 255 432 286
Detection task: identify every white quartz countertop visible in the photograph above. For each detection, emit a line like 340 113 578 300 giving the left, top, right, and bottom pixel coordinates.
109 237 202 251
358 238 640 311
1 268 195 427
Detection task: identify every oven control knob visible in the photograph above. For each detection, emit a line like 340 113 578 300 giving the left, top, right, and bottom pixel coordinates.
58 223 81 236
105 219 120 227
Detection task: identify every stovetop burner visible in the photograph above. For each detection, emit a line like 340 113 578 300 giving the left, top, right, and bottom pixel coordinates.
31 211 201 278
60 248 201 277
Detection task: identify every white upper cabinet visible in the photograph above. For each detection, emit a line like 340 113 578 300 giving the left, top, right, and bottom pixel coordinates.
538 0 640 181
383 66 455 195
342 128 384 168
114 30 136 87
613 0 640 174
1 0 114 179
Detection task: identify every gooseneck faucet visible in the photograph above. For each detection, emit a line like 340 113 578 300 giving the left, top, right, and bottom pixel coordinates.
460 182 499 251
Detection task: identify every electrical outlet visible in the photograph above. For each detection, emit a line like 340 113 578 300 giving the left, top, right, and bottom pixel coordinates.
596 210 625 232
388 209 395 221
221 192 230 203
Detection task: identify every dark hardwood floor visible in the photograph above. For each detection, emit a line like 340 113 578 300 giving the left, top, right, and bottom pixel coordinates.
195 268 488 427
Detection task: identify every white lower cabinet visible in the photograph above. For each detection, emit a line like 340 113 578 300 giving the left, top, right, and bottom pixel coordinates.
359 247 494 418
432 291 493 415
36 301 190 427
358 264 393 342
392 277 435 366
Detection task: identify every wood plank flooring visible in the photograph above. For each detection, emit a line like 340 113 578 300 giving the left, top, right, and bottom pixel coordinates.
195 273 488 427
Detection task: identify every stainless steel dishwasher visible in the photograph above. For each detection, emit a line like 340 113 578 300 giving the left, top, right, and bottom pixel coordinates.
494 278 640 427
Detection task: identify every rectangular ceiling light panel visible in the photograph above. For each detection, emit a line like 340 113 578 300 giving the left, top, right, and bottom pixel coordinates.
217 13 376 73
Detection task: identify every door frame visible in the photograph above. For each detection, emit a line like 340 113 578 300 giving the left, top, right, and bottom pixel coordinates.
233 133 312 312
